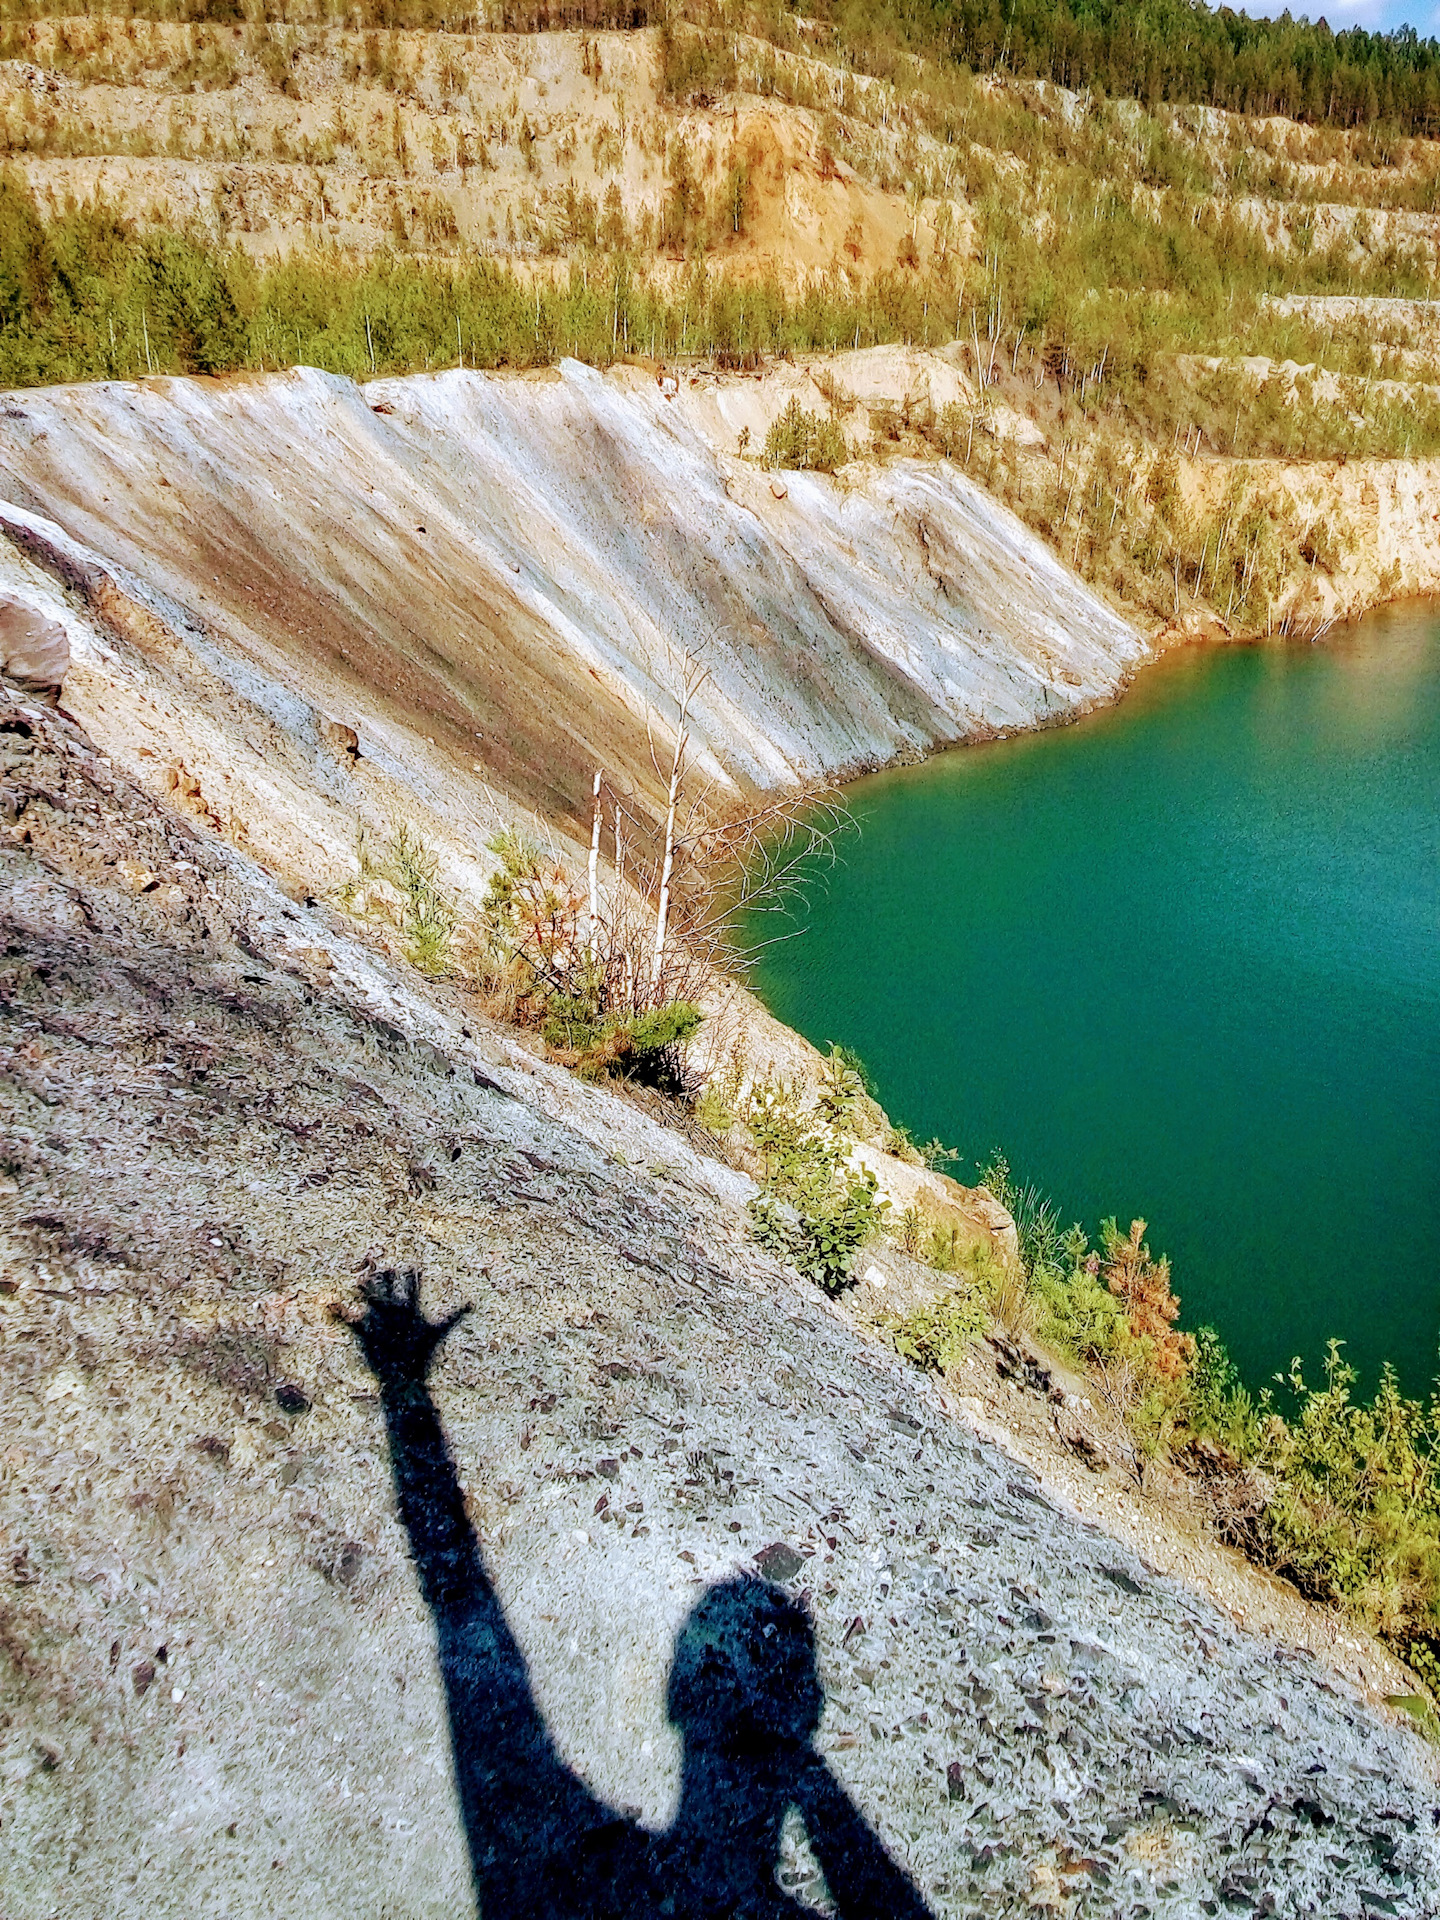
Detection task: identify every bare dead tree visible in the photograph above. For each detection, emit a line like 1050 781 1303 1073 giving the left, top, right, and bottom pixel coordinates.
587 769 602 961
481 637 856 1055
661 785 855 976
579 768 852 1021
647 647 710 991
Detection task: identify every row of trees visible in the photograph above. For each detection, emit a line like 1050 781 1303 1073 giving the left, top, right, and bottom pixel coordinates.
0 172 949 383
1 161 1433 398
830 0 1440 135
4 0 1440 132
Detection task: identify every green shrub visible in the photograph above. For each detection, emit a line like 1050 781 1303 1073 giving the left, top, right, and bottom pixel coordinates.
922 1219 989 1278
748 1175 884 1293
880 1124 924 1165
1259 1345 1440 1655
480 830 589 1002
890 1292 988 1373
816 1044 870 1131
884 1123 959 1169
339 820 462 977
377 822 457 976
543 995 703 1090
628 1002 700 1055
625 1001 705 1087
1031 1253 1129 1366
763 397 849 473
826 1042 877 1098
977 1151 1066 1278
539 992 602 1053
893 1204 923 1256
694 1060 742 1135
694 1079 735 1135
744 1079 886 1291
1185 1324 1261 1457
917 1136 961 1170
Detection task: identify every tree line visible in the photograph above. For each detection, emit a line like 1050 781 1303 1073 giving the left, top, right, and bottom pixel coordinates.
3 0 1440 136
0 161 1430 406
830 0 1440 135
0 170 935 387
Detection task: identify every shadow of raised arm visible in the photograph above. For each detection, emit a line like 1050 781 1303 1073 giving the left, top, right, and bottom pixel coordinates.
349 1269 618 1916
348 1269 936 1920
792 1752 933 1920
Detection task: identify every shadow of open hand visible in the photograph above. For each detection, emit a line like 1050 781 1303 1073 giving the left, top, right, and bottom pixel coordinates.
349 1267 471 1393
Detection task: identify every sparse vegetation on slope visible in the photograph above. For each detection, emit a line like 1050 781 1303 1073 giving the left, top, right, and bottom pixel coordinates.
763 392 848 470
3 0 1438 1717
7 689 1438 1916
881 1133 1440 1711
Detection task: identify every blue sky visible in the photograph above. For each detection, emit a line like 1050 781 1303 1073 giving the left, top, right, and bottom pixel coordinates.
1245 0 1440 34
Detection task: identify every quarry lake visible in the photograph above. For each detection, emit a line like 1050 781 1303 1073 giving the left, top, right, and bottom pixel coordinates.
750 605 1440 1397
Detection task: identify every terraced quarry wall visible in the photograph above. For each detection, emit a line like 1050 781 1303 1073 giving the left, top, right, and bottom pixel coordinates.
4 18 1439 284
0 21 944 276
6 15 1440 654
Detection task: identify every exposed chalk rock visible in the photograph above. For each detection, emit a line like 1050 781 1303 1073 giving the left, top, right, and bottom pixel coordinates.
0 598 67 694
318 716 360 759
2 694 1438 1920
0 359 1149 832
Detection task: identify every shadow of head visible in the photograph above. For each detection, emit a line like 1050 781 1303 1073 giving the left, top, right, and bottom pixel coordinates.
667 1575 823 1758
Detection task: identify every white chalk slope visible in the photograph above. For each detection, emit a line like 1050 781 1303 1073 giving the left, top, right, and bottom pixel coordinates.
0 353 1146 838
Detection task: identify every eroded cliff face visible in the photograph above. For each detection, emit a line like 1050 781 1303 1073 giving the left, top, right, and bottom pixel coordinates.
1184 445 1440 628
0 354 1147 859
3 690 1438 1920
7 348 1435 901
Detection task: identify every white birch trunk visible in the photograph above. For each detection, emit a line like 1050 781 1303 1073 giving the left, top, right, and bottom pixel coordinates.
653 731 684 995
587 771 602 962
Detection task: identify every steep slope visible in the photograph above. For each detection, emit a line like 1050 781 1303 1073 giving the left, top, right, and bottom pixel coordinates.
0 356 1146 850
6 15 1440 653
3 687 1437 1919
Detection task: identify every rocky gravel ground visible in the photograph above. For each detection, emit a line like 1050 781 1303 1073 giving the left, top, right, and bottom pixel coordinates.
2 688 1438 1918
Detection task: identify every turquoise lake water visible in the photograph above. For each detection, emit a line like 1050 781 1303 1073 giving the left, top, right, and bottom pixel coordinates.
748 606 1440 1395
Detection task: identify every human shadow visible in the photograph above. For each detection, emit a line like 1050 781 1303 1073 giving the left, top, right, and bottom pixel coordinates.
348 1268 934 1920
